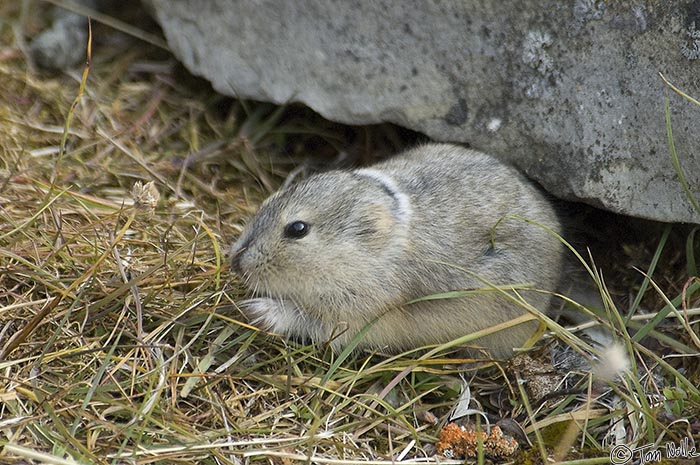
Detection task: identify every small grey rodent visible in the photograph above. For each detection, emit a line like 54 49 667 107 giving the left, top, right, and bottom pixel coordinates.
230 144 565 359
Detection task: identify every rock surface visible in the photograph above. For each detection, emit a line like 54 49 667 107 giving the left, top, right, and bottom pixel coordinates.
146 0 700 223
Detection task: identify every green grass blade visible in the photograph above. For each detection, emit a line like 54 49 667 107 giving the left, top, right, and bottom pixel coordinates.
686 227 699 277
627 224 670 321
665 95 700 215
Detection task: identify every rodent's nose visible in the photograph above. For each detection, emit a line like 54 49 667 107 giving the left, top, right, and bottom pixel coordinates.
230 238 250 275
230 248 245 275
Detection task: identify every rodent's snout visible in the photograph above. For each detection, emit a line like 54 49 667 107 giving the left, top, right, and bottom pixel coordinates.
230 249 244 275
229 239 250 275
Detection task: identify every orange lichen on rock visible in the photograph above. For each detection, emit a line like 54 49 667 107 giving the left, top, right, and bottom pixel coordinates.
436 422 518 459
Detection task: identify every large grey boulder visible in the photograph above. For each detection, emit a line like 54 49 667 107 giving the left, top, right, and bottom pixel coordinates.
146 0 700 223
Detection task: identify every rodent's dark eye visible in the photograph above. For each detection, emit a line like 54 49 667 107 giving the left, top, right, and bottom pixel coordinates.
284 221 310 239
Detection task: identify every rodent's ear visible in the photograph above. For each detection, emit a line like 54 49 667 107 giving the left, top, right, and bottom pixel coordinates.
366 202 395 236
354 169 412 225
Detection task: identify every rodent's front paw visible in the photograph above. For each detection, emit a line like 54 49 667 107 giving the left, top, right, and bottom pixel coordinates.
239 298 324 341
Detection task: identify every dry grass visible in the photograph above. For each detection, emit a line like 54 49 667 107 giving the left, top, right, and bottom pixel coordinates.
1 3 699 464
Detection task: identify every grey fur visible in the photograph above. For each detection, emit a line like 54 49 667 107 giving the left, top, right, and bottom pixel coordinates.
230 144 565 358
